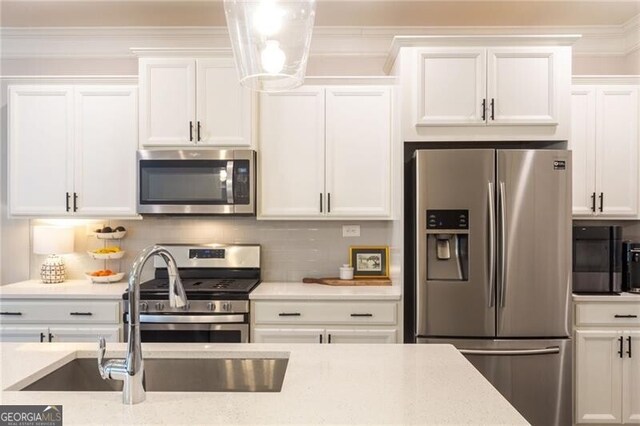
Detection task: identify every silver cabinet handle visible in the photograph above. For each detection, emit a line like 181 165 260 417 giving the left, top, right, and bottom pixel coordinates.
487 181 496 308
459 346 560 356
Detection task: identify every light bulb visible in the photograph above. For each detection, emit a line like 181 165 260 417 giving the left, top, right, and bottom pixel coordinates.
261 40 286 74
253 0 285 36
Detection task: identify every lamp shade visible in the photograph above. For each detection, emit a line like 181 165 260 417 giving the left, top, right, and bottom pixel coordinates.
224 0 316 92
33 226 74 255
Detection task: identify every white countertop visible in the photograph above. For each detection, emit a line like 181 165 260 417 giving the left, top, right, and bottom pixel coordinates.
250 281 402 300
573 292 640 302
0 342 527 425
0 280 127 300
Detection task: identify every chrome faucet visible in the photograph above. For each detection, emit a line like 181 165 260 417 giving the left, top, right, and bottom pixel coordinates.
97 245 187 404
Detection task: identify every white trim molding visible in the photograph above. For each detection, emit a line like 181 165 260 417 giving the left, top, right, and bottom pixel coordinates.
0 75 138 84
573 75 640 85
1 18 639 62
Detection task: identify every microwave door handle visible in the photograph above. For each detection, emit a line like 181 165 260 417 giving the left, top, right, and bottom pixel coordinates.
226 161 234 204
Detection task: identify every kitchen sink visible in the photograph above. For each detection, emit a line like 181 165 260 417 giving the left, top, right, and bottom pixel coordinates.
21 357 289 392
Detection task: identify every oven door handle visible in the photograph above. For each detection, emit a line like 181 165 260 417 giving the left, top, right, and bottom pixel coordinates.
134 314 245 324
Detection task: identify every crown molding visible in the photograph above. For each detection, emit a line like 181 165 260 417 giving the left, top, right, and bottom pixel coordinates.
0 75 138 84
573 74 640 85
0 20 638 61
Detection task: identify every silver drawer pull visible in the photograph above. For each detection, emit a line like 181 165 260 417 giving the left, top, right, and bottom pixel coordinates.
614 314 638 318
350 313 373 317
278 313 301 317
0 312 22 316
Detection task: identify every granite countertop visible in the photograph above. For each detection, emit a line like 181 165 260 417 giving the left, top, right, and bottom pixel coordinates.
251 282 402 301
573 292 640 302
0 342 527 425
0 280 127 300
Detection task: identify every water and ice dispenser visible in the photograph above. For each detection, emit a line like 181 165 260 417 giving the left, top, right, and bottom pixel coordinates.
426 210 469 281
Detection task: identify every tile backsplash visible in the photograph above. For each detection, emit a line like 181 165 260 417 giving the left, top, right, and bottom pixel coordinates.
30 217 394 282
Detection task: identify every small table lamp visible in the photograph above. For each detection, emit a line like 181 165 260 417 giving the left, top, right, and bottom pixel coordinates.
33 226 75 284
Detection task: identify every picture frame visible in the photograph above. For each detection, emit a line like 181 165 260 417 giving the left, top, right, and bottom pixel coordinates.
349 246 389 279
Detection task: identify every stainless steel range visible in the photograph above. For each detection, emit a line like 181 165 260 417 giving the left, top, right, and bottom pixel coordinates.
123 244 261 343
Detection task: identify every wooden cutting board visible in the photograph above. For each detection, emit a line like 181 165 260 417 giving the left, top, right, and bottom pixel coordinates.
302 277 392 286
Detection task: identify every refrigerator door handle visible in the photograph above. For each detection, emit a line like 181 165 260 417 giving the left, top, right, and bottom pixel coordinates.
487 181 496 308
498 181 507 307
459 346 560 356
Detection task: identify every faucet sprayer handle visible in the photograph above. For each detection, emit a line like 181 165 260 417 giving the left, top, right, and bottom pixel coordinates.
98 337 108 379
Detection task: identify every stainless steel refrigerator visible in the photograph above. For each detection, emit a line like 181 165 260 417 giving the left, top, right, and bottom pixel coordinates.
414 149 572 426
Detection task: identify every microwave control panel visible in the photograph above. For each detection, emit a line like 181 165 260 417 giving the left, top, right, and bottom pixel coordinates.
234 160 251 205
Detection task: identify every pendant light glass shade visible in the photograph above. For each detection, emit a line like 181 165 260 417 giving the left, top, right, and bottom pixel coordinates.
224 0 316 92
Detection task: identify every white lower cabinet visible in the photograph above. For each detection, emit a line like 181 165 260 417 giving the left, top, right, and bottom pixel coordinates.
253 328 325 344
0 298 122 343
0 326 48 342
251 300 399 344
575 301 640 424
325 328 396 344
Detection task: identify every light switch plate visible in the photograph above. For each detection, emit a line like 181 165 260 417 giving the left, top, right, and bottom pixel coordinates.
342 225 360 237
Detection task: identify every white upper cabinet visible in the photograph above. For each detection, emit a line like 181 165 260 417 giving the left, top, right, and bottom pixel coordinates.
392 37 573 142
139 57 251 147
571 84 639 218
595 87 639 217
416 48 486 126
9 84 138 218
9 86 74 216
570 87 597 216
259 85 393 220
259 87 325 218
325 87 391 217
196 59 252 146
139 58 196 146
487 47 558 125
74 86 138 217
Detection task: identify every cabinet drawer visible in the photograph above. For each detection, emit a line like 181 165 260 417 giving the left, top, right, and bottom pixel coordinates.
253 301 397 325
0 300 120 324
576 302 640 326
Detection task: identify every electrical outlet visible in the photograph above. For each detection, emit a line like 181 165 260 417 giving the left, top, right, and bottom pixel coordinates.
342 225 360 237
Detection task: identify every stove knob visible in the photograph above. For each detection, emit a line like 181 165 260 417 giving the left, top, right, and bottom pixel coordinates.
222 302 232 312
155 302 165 311
140 302 148 312
207 302 216 312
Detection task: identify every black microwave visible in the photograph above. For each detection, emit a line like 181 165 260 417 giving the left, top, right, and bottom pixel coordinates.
572 225 622 294
137 149 255 215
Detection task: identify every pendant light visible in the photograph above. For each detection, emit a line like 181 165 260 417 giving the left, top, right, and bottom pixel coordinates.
224 0 317 92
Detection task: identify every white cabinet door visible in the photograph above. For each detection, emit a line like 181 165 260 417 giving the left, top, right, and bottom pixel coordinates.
0 326 46 342
139 58 196 146
74 86 138 217
487 47 558 125
252 328 324 343
325 87 392 218
570 87 597 216
623 330 640 424
595 86 639 217
9 86 74 216
415 48 487 126
48 326 120 343
326 329 396 344
259 87 325 218
196 58 251 146
575 330 624 424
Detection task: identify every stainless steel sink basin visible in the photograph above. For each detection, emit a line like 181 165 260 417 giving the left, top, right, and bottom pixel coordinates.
21 357 289 392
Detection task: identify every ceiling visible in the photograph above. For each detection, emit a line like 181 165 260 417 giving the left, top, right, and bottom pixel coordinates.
1 1 639 27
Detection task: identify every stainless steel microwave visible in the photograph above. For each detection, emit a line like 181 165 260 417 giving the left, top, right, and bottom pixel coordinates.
137 149 255 215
